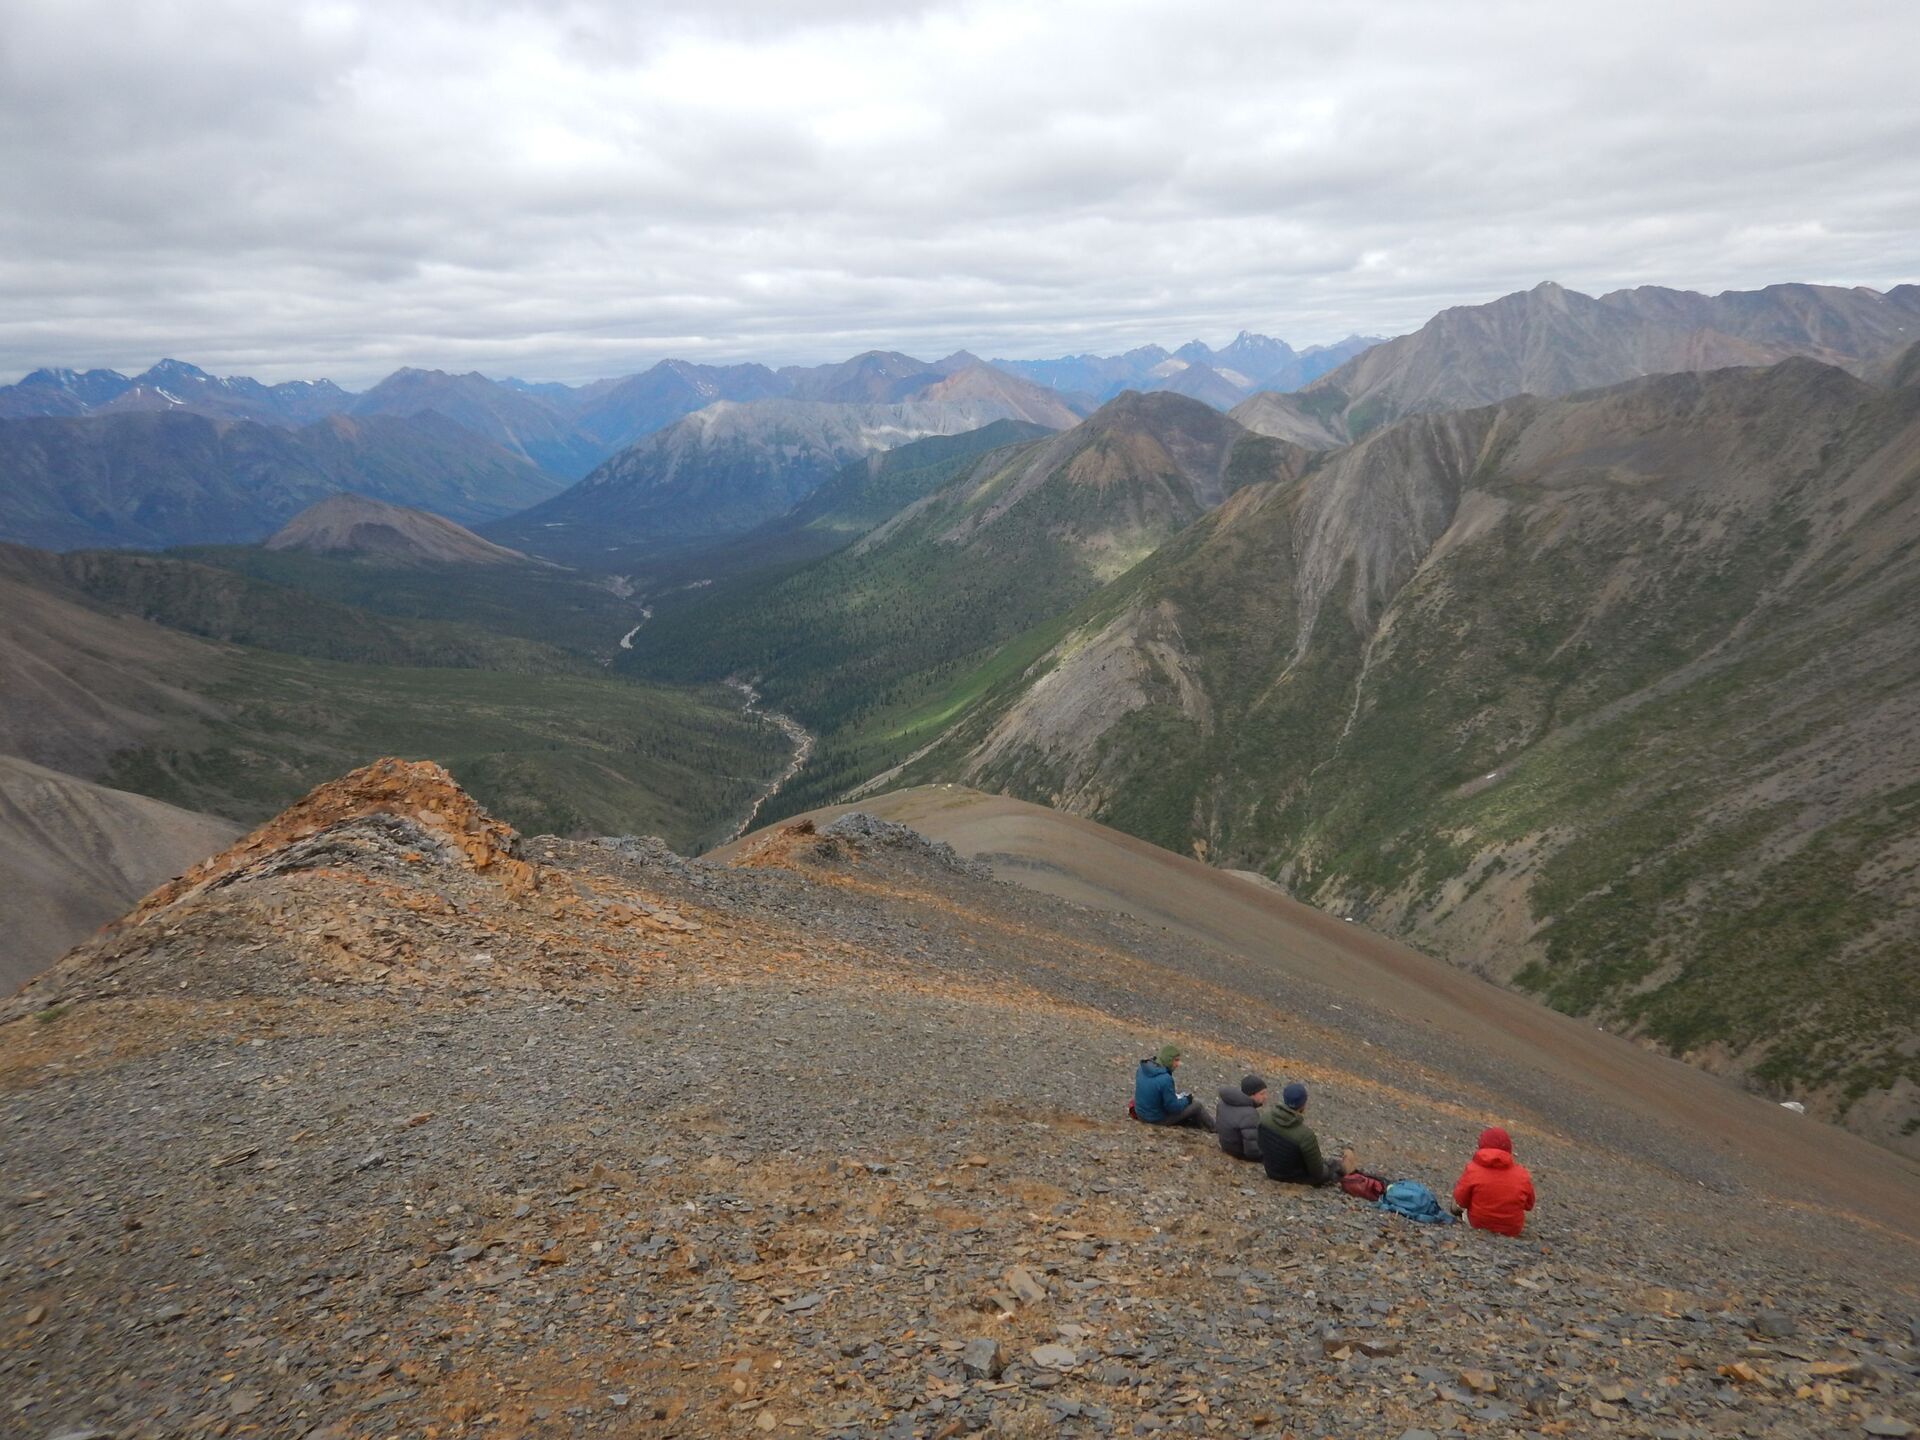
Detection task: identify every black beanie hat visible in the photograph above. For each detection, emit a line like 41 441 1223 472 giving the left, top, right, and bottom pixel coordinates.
1241 1074 1268 1097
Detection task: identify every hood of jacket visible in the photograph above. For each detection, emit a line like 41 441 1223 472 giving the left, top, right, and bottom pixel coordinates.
1217 1086 1255 1108
1137 1060 1169 1081
1261 1103 1307 1133
1472 1147 1514 1169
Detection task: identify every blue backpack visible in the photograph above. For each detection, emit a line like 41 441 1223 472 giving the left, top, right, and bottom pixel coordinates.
1376 1180 1456 1224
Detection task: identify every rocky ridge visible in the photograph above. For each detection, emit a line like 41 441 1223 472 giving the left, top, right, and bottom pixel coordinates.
1236 281 1920 444
2 761 1916 1439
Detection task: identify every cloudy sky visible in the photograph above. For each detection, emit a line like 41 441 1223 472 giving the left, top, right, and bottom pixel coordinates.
3 0 1916 385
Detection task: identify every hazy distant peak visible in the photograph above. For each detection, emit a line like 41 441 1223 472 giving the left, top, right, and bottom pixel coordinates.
139 358 217 385
20 365 129 389
931 349 985 374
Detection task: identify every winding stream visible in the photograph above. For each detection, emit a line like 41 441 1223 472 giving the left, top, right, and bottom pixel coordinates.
724 678 815 842
617 607 653 650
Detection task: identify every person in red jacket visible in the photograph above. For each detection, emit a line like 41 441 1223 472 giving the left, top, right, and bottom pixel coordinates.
1451 1126 1536 1236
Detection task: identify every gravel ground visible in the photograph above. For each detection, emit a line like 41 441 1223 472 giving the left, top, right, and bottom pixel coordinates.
2 767 1915 1439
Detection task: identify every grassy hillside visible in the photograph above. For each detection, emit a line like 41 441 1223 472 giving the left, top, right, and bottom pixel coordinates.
20 547 585 673
102 651 788 848
879 358 1920 1149
173 545 643 657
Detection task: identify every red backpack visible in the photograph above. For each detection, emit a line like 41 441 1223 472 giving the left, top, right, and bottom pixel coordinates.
1340 1170 1388 1201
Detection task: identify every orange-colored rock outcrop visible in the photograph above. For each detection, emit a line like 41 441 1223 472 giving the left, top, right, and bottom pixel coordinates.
126 757 539 924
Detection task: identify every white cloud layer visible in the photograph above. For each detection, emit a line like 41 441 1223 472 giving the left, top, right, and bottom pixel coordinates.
2 0 1916 384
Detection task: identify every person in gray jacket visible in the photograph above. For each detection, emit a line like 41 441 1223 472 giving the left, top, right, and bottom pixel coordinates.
1214 1074 1268 1159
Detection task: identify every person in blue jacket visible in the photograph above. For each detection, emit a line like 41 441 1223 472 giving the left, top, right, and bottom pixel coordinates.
1133 1044 1213 1130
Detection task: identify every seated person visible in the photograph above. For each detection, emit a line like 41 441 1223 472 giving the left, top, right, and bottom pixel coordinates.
1214 1073 1269 1159
1257 1081 1354 1185
1133 1044 1213 1129
1451 1126 1536 1236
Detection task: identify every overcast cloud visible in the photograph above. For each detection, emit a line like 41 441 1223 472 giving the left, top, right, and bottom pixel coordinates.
2 0 1916 385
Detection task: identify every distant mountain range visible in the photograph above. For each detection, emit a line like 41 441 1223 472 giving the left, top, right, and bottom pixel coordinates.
0 332 1349 482
7 281 1916 565
0 359 352 426
487 359 1085 561
993 332 1384 407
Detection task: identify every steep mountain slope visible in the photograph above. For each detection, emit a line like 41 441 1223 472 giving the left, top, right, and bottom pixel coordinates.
2 763 1913 1439
0 409 565 549
883 353 1920 1150
350 367 604 477
634 393 1310 807
1227 389 1351 449
265 493 530 565
494 386 1079 564
1262 280 1920 441
0 545 229 778
0 755 237 995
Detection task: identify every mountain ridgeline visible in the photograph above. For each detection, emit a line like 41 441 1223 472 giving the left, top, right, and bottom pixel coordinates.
994 331 1384 407
853 350 1920 1150
0 359 351 425
1233 280 1920 446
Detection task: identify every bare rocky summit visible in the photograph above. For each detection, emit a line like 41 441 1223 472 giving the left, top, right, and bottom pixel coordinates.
2 760 1915 1439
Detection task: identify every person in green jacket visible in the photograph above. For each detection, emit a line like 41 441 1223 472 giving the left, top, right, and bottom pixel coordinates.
1257 1082 1354 1186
